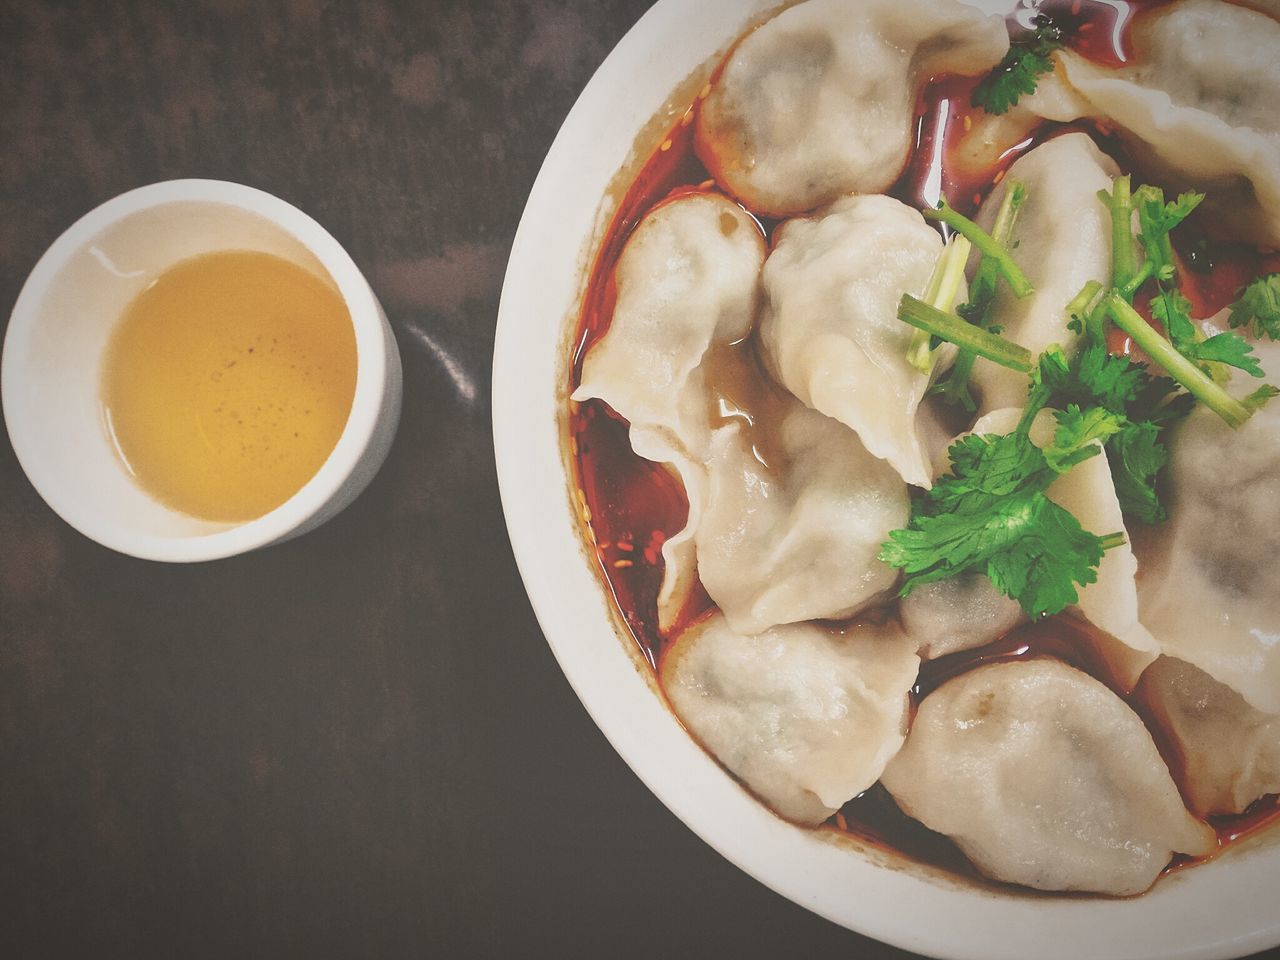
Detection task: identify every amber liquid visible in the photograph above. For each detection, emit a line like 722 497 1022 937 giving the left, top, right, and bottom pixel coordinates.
101 250 357 523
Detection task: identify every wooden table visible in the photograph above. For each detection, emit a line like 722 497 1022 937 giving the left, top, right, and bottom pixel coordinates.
2 2 1271 958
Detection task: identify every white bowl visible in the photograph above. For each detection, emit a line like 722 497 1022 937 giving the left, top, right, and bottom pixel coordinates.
492 1 1280 958
2 179 402 562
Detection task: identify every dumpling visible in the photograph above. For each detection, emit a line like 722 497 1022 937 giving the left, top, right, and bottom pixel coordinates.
969 134 1119 413
761 194 952 488
898 573 1023 661
696 400 907 636
571 193 766 628
1032 0 1280 246
1138 656 1280 818
695 0 1008 218
661 611 919 825
572 193 765 464
1134 338 1280 714
881 659 1217 895
957 408 1160 685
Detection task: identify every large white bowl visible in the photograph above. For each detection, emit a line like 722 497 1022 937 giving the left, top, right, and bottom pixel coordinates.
492 2 1280 957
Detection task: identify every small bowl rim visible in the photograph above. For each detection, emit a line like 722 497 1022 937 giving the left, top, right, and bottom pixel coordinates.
2 177 389 562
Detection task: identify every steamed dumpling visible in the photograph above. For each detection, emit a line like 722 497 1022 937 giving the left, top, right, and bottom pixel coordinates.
761 194 952 487
1135 338 1280 714
695 0 1009 217
571 193 766 628
881 659 1217 895
962 408 1159 685
697 401 907 636
898 573 1023 661
1139 656 1280 818
1033 0 1280 245
573 193 765 464
970 134 1119 412
661 612 919 825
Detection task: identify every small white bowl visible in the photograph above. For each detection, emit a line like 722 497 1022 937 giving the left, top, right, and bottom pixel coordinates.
2 179 402 561
493 1 1280 958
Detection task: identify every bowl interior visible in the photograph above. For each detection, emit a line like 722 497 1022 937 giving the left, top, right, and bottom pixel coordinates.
492 1 1280 958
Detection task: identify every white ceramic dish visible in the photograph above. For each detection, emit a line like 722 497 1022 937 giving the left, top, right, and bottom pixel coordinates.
2 179 402 562
492 1 1280 957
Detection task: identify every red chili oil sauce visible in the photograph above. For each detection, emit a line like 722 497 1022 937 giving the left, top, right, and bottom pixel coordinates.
567 0 1279 885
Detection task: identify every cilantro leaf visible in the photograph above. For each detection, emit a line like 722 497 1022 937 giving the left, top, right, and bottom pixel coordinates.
1228 274 1280 341
1150 287 1265 378
1107 420 1169 524
1056 341 1147 415
937 431 1048 503
1185 332 1265 378
971 19 1066 116
1045 405 1124 472
880 403 1124 619
1245 384 1280 411
1150 289 1197 346
985 497 1107 618
1135 186 1204 282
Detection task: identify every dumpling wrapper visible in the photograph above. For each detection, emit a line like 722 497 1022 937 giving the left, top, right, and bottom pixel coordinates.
1135 337 1280 714
661 611 919 826
950 408 1159 685
761 194 953 488
969 133 1119 413
571 193 765 629
696 400 907 636
1032 0 1280 246
695 0 1008 217
881 659 1216 895
1139 656 1280 818
898 573 1023 661
573 192 765 464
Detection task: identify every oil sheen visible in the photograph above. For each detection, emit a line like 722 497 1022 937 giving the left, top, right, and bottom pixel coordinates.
101 250 357 523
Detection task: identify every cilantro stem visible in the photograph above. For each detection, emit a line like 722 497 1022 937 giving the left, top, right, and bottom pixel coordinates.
899 294 1034 373
989 181 1028 256
924 197 1034 299
1066 280 1104 343
1119 261 1156 301
1103 293 1254 428
1104 176 1136 295
934 182 1029 407
1099 532 1128 551
907 234 973 372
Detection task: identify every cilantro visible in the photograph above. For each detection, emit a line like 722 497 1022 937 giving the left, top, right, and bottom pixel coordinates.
1105 293 1257 429
930 182 1029 410
1108 421 1168 524
1107 374 1193 526
971 18 1066 116
1024 340 1188 521
891 170 1276 628
1128 186 1269 388
1045 404 1125 472
880 397 1126 619
1228 274 1280 340
1185 333 1265 378
1146 289 1261 377
1245 384 1280 411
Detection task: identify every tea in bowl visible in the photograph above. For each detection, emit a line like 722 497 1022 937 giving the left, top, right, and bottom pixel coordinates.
2 179 401 561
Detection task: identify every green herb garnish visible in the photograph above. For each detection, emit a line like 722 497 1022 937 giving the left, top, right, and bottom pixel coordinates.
1228 273 1280 340
879 398 1125 620
971 17 1067 116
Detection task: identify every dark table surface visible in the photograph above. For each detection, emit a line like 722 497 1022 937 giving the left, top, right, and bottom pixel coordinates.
2 3 1275 959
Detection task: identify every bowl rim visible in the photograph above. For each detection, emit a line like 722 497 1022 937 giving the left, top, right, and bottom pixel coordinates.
2 177 390 562
493 1 1280 957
